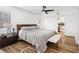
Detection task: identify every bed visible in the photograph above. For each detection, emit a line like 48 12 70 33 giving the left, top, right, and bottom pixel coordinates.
17 24 57 52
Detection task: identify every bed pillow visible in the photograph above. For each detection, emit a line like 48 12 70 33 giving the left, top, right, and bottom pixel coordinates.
21 26 39 30
0 28 8 36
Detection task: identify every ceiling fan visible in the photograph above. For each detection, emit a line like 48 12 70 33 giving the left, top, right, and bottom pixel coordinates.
37 6 54 14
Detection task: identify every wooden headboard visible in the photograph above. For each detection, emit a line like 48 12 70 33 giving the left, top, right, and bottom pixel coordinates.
17 24 37 32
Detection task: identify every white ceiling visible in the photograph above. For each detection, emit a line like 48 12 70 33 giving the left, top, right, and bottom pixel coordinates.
15 6 79 14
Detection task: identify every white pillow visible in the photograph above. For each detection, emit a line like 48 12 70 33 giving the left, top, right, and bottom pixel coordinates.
21 26 39 30
0 28 7 35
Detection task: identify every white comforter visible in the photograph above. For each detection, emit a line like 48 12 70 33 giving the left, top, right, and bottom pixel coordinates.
19 29 56 52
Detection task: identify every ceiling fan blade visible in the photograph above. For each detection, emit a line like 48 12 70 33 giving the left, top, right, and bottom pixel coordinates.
45 11 48 14
46 10 54 12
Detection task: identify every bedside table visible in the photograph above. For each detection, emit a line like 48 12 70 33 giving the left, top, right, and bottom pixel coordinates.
58 32 77 52
0 32 18 48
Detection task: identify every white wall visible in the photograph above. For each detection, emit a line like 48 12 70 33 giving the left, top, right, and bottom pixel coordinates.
63 10 79 44
40 9 79 44
40 14 58 31
0 6 39 32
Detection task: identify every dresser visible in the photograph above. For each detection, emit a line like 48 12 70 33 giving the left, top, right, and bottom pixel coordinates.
0 32 18 48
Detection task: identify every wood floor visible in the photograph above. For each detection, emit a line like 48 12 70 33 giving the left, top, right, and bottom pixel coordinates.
0 40 79 53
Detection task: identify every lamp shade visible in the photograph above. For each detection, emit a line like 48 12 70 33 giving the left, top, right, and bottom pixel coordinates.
58 17 65 23
58 17 65 26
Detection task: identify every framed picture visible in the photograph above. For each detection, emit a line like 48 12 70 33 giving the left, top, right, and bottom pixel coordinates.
0 11 11 28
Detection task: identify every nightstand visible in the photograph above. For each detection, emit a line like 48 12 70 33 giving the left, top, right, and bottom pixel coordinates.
0 32 18 48
58 32 77 52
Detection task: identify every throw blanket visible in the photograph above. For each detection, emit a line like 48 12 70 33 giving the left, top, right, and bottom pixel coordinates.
19 29 56 52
